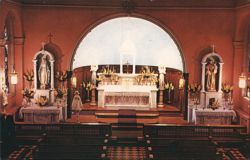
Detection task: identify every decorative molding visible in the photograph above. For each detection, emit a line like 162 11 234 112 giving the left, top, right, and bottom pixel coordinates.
7 0 243 9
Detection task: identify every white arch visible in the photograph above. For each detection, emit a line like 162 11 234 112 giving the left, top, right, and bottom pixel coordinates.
33 50 54 61
202 52 223 63
73 17 184 71
33 50 55 90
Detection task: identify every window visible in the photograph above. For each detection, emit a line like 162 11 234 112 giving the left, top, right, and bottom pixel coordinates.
73 17 184 71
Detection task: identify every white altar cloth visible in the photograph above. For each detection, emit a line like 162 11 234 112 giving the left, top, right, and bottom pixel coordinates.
19 105 63 123
192 108 236 125
97 84 158 108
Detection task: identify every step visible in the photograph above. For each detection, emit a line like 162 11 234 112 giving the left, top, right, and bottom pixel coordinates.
95 112 159 118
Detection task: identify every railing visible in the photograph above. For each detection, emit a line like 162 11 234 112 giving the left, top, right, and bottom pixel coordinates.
144 124 247 138
15 123 111 137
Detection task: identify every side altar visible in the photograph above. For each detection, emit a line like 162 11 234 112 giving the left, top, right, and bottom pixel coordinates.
97 73 158 108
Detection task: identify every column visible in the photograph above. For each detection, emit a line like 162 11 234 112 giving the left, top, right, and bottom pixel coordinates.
50 60 55 89
183 73 189 120
90 65 98 106
157 66 165 107
90 87 96 106
201 62 206 92
33 60 37 90
218 62 224 92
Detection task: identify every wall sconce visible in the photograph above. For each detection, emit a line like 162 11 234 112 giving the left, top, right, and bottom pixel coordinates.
10 67 18 85
71 75 77 88
179 76 185 89
238 73 246 89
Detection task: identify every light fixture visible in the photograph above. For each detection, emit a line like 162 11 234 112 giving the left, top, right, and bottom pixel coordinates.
71 75 77 88
10 65 18 85
179 76 185 89
238 73 246 89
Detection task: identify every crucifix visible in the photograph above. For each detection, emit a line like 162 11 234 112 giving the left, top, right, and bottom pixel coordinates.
41 42 45 51
211 44 215 53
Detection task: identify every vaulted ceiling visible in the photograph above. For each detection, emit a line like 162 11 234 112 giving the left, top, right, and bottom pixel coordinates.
7 0 250 8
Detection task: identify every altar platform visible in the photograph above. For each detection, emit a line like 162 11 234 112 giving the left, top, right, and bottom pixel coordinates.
68 103 186 125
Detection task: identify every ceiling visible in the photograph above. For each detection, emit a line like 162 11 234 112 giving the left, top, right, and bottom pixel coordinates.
7 0 250 8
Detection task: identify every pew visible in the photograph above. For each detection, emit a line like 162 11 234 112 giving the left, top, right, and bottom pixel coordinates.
144 124 247 160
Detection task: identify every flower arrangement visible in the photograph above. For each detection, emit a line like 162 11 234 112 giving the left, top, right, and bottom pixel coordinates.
221 83 233 94
54 88 67 99
36 96 48 106
221 83 233 102
165 82 175 91
188 83 201 93
22 88 35 98
55 71 69 82
84 82 93 91
102 66 114 78
141 66 155 79
23 70 34 82
188 83 201 103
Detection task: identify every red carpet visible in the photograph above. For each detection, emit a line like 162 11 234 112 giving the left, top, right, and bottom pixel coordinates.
118 109 136 124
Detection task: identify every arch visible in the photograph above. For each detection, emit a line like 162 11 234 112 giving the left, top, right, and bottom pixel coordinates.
33 50 55 61
201 52 224 63
70 13 187 73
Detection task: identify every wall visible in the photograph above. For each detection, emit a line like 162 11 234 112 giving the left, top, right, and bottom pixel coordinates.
0 0 24 107
0 1 249 120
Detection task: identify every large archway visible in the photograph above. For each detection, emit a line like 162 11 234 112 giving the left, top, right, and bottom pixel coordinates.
72 17 184 72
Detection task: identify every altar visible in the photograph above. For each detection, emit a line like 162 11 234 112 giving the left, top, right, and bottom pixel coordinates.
97 72 158 108
192 108 236 125
19 105 64 123
97 84 158 108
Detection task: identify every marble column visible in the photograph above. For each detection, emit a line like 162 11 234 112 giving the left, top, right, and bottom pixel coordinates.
158 66 166 107
158 89 164 107
218 62 224 92
90 65 98 106
201 62 206 92
90 87 96 106
33 60 37 90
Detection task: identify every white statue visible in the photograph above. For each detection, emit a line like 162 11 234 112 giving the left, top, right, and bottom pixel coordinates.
71 91 82 123
206 58 218 91
38 54 50 89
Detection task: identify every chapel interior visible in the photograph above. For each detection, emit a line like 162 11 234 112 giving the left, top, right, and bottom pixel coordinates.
0 0 250 159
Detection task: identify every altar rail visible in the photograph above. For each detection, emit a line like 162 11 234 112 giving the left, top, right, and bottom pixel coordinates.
144 124 247 139
15 123 111 137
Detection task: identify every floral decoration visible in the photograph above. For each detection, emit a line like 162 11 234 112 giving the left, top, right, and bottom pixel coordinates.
36 96 48 106
54 88 67 99
22 88 34 98
165 82 175 91
55 71 69 82
188 83 201 93
23 70 34 82
221 83 233 94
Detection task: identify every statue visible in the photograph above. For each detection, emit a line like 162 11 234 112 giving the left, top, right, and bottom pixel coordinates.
206 58 218 91
38 54 50 89
71 91 82 123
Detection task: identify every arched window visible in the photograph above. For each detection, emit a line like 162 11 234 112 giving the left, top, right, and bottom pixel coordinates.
72 17 184 71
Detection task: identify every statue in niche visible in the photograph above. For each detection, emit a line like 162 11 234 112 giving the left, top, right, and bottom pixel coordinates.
206 57 218 91
38 54 50 89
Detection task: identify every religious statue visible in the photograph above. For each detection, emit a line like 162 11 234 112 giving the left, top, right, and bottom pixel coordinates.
38 54 50 89
71 91 82 123
206 58 218 91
